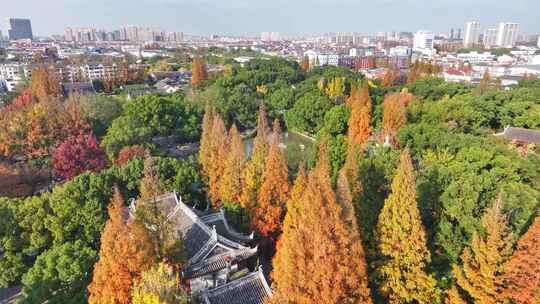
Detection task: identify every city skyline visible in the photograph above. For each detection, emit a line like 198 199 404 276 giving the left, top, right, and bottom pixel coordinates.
1 0 540 37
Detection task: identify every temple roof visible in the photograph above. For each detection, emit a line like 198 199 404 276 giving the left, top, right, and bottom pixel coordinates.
200 267 272 304
201 210 254 245
129 192 255 266
183 246 258 279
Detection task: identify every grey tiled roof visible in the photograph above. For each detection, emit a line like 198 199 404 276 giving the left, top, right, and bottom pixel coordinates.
183 247 258 279
201 267 272 304
130 192 254 265
201 210 254 245
495 127 540 144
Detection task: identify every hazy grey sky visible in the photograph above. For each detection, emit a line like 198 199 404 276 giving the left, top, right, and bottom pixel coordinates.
1 0 539 36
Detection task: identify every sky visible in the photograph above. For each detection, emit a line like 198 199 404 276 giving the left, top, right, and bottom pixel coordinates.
1 0 539 37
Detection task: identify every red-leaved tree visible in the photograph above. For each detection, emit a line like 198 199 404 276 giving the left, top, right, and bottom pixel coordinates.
115 145 150 167
53 133 107 180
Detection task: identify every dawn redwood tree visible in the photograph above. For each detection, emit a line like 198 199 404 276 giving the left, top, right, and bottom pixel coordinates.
191 57 208 87
376 149 439 303
444 286 467 304
358 80 373 111
307 143 372 303
240 105 270 212
270 168 310 304
454 196 513 304
219 124 246 205
207 114 229 206
253 120 290 240
199 105 214 184
348 101 372 148
503 212 540 304
300 56 310 72
270 143 373 304
381 92 408 146
88 188 155 304
53 132 107 180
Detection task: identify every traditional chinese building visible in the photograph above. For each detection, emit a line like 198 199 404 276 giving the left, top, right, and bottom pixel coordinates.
129 192 272 303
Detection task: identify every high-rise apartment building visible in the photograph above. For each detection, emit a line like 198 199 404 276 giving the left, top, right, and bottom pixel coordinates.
496 22 519 47
483 28 498 48
413 30 434 50
7 18 33 40
464 21 481 47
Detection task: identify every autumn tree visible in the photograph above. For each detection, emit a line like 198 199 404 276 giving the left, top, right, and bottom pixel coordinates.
348 99 372 148
219 124 246 206
30 66 61 102
382 68 398 87
132 263 189 304
347 80 372 110
135 158 186 267
240 105 270 212
474 70 494 96
207 114 229 206
191 57 208 87
444 286 467 304
252 120 290 239
270 143 373 304
115 145 151 167
503 212 540 304
53 133 107 180
376 149 439 304
88 188 155 304
199 105 214 183
270 168 310 304
381 92 408 146
453 196 513 304
341 144 362 202
325 77 345 101
300 56 310 72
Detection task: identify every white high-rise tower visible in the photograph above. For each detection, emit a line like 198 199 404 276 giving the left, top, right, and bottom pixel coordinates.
496 22 519 47
464 22 481 47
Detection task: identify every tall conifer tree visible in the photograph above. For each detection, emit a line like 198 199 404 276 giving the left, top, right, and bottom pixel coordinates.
240 105 270 212
453 197 513 304
253 120 290 239
199 105 214 183
376 149 438 303
207 114 228 206
219 124 246 205
503 212 540 304
88 188 155 304
270 168 311 304
348 102 372 148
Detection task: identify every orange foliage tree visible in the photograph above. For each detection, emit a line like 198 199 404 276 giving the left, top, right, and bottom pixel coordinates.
30 66 61 102
88 188 155 304
115 145 151 167
348 101 372 148
381 92 410 146
503 212 540 304
0 99 90 160
252 120 290 240
453 196 513 304
219 124 246 206
240 105 270 212
207 114 229 207
271 143 372 303
191 57 208 87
